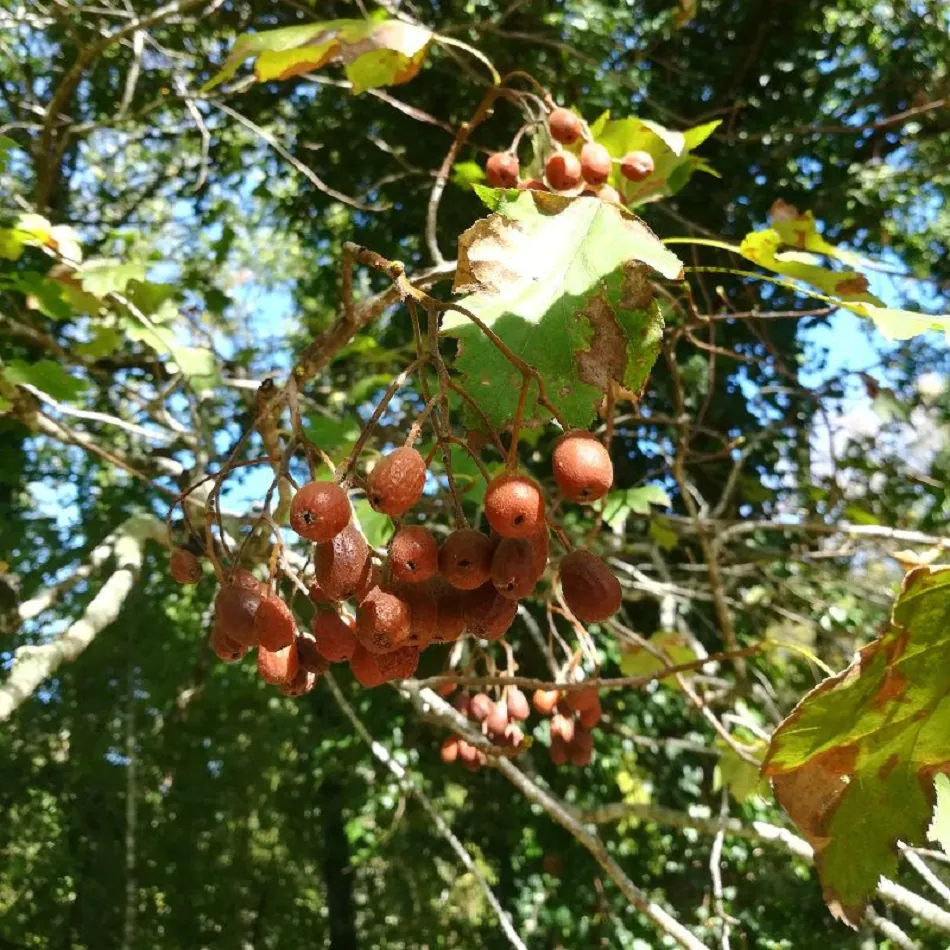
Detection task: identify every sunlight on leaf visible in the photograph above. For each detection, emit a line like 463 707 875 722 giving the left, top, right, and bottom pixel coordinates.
3 359 88 402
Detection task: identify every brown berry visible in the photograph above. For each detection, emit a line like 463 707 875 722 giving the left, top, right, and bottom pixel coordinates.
290 481 351 542
491 537 539 600
452 690 472 716
469 693 495 722
532 689 560 715
568 729 594 766
315 522 371 601
562 685 599 713
350 643 385 687
580 142 611 184
620 150 654 182
545 151 582 191
548 107 583 145
485 151 519 188
518 178 547 192
439 529 495 591
309 581 330 604
440 736 460 763
312 610 358 662
390 526 439 584
433 581 467 642
485 700 509 737
354 560 381 603
356 587 411 654
170 548 202 584
211 620 247 662
549 734 569 766
464 584 518 641
485 473 545 538
214 569 264 646
280 668 319 697
376 645 420 681
560 551 622 623
457 739 478 764
507 687 530 721
257 641 299 687
579 698 602 730
551 712 575 744
399 582 439 649
526 526 549 578
253 593 296 651
366 447 426 516
296 634 332 675
552 430 613 502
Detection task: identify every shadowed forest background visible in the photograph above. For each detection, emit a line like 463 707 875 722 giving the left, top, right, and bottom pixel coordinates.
4 1 950 948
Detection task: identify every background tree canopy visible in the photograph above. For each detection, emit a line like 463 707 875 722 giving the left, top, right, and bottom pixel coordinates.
4 1 950 948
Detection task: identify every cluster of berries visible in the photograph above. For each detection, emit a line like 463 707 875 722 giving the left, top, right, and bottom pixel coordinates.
484 106 656 204
532 685 601 766
169 429 622 705
440 686 531 772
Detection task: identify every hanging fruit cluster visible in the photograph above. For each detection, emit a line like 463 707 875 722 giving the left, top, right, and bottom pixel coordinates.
440 686 532 772
483 105 656 204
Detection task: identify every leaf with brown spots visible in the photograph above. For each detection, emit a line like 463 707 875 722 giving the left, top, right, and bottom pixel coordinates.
202 15 432 94
764 565 950 926
442 189 681 429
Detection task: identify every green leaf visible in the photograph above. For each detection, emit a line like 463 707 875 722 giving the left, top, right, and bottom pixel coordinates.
763 565 950 926
619 631 696 691
442 190 681 429
0 394 11 415
77 259 147 298
590 116 719 207
603 485 672 533
928 774 950 856
649 516 678 550
203 17 432 94
843 504 880 526
714 741 768 804
12 272 72 320
0 135 17 172
75 326 122 359
171 347 218 388
353 498 393 548
0 214 82 264
304 414 361 459
451 161 487 190
3 359 88 402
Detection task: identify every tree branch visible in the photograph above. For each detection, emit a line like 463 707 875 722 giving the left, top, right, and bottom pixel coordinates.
0 514 164 723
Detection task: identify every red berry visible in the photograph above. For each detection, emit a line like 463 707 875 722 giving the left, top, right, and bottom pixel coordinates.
620 150 654 182
290 481 351 542
211 620 247 662
532 689 560 716
296 634 331 675
399 583 439 649
440 736 460 763
170 548 202 584
390 526 439 584
545 151 582 191
258 640 299 686
485 473 545 538
550 734 569 766
312 609 358 662
579 698 602 730
491 537 539 600
439 530 495 591
350 643 385 688
559 551 622 623
583 183 621 204
469 693 495 722
568 728 594 766
580 142 611 184
552 430 613 502
356 587 411 654
214 569 264 646
485 151 520 188
562 685 599 713
376 645 420 681
485 700 509 737
507 687 530 721
464 584 518 641
315 522 371 601
432 581 467 642
518 178 547 192
253 593 296 651
548 107 583 145
551 712 575 744
366 447 426 516
280 667 319 697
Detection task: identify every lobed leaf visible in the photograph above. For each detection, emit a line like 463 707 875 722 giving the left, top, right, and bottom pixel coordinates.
203 16 432 94
442 189 682 430
763 564 950 926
